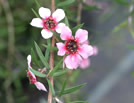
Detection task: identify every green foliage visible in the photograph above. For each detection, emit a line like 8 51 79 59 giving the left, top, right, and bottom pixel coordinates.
58 79 67 97
69 101 88 103
59 83 86 96
31 8 40 18
114 0 129 5
48 58 63 76
34 42 49 69
72 23 84 33
28 68 46 78
57 0 75 7
47 79 56 96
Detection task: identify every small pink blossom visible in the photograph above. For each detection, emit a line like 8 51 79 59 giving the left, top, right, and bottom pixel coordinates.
30 7 65 39
27 55 47 92
56 26 93 69
80 46 98 69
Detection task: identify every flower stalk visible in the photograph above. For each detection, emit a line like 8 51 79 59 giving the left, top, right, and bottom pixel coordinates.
48 0 55 103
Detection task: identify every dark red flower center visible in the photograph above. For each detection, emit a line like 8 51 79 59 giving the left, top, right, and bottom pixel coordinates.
42 16 57 31
27 70 36 84
65 39 79 54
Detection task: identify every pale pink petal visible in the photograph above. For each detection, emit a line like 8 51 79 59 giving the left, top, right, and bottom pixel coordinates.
56 43 66 56
93 46 98 56
39 7 51 18
75 29 88 43
30 18 43 28
52 9 65 22
65 54 82 69
27 55 32 68
55 23 66 33
34 82 47 92
78 44 93 59
82 40 89 45
60 26 72 40
80 59 90 69
41 29 53 39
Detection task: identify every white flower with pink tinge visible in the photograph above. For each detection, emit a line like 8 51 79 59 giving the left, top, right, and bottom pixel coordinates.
56 26 94 69
30 7 65 39
27 55 47 92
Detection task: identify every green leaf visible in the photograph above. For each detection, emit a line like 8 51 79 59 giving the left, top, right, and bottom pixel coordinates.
45 39 51 62
42 44 58 51
35 0 41 9
31 8 40 18
53 70 68 77
65 16 70 27
57 0 75 7
72 23 84 33
48 58 63 76
58 79 67 97
31 48 40 67
128 45 134 50
34 42 49 69
29 68 46 78
47 79 55 96
61 83 86 95
115 0 129 5
112 20 128 33
69 101 88 103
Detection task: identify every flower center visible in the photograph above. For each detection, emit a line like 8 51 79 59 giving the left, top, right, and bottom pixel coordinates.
65 39 78 54
43 17 57 30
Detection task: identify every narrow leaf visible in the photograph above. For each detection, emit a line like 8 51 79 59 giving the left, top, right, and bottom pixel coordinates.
35 0 41 9
115 0 129 5
61 83 86 95
45 39 51 62
31 48 40 67
42 44 58 51
72 23 84 33
58 79 67 97
49 58 63 76
57 0 75 7
34 42 49 69
31 8 40 18
47 79 55 96
53 70 68 77
29 68 46 78
65 16 70 27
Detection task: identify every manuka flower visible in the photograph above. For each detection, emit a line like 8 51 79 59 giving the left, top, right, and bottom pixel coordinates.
80 46 98 69
27 55 47 91
56 26 93 69
30 7 65 39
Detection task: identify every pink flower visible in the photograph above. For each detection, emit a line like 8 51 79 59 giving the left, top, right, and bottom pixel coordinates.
80 59 90 69
56 26 93 69
30 7 65 39
27 55 47 92
80 46 98 69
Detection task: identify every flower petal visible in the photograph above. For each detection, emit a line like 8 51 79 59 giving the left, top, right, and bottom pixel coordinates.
39 7 51 18
55 23 66 33
27 55 32 68
78 44 93 59
65 54 82 69
80 59 90 69
75 29 88 43
34 82 47 92
56 42 66 56
60 26 72 40
93 46 98 56
52 9 65 22
41 29 53 39
30 18 43 28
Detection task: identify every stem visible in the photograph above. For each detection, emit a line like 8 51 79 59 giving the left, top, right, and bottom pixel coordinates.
77 0 83 25
48 0 55 103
